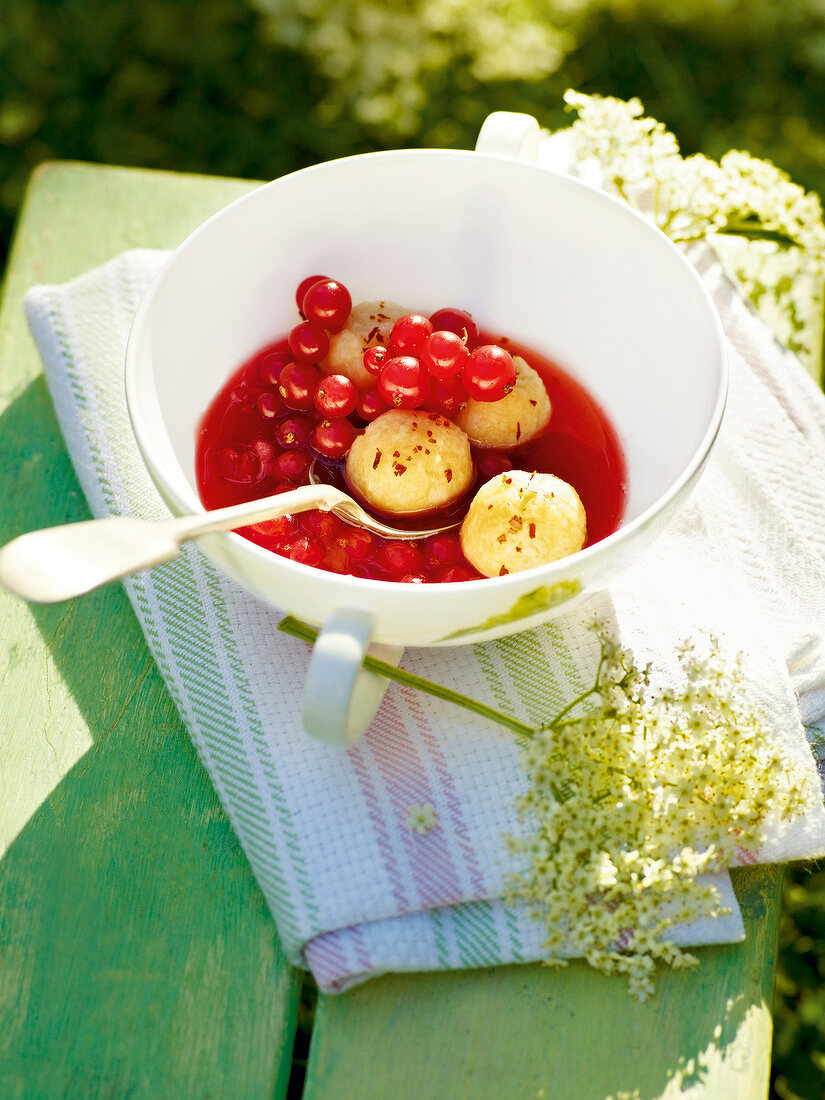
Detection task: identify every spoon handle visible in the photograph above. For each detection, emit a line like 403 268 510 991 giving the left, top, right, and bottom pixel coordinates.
0 484 343 604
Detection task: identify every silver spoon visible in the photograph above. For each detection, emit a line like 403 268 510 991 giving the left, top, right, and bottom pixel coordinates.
0 481 459 604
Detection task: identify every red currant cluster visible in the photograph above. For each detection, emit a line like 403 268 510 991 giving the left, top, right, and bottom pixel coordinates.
280 277 518 458
273 275 359 459
214 277 525 485
197 275 537 581
362 308 517 417
250 510 480 582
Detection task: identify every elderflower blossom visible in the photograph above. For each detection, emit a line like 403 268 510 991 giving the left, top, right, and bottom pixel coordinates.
563 91 825 254
563 91 825 373
406 803 439 834
507 624 816 1001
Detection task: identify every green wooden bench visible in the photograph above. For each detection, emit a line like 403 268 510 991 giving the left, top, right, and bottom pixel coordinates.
0 162 785 1099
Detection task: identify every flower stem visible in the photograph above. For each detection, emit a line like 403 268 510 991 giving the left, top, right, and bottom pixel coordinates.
543 685 600 730
277 616 536 738
714 220 799 249
543 654 604 730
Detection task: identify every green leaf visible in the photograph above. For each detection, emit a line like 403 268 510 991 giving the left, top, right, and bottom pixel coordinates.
439 581 581 641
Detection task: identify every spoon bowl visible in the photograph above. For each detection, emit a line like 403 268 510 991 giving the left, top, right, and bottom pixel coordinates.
307 459 463 536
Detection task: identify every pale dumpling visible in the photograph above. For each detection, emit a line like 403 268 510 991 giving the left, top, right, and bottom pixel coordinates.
346 410 474 514
454 356 551 449
459 470 586 577
321 300 408 392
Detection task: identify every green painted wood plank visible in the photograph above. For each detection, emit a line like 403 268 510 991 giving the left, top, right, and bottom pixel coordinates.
0 162 302 1099
305 869 781 1098
0 160 788 1100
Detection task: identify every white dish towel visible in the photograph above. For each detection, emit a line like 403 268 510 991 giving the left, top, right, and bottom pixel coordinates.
23 199 825 994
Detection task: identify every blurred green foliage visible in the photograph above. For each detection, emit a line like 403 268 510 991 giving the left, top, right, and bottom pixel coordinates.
773 865 825 1100
251 0 825 198
0 0 330 265
2 1 825 1094
4 0 825 267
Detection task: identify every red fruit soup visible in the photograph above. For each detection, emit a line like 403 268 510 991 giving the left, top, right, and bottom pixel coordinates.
195 286 627 584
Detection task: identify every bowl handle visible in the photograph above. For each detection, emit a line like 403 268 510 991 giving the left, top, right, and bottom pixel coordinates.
302 609 404 745
475 111 541 162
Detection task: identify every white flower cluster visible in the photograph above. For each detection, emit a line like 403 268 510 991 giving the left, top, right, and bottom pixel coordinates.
507 625 816 1000
563 90 825 375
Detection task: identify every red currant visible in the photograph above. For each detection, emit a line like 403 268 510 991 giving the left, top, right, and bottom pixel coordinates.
436 564 480 583
283 534 324 567
256 347 292 387
422 533 465 567
423 375 468 419
272 449 310 483
212 445 262 484
311 418 356 459
302 279 352 333
363 345 388 377
348 563 377 580
378 355 431 409
429 307 478 348
274 413 313 449
462 344 516 402
278 361 320 411
389 314 433 358
256 391 283 419
321 545 350 574
252 438 277 466
420 329 470 378
224 383 252 413
314 373 358 419
288 320 330 364
336 528 375 563
295 274 328 312
380 540 422 575
356 388 390 422
249 514 295 539
300 510 341 540
399 573 427 584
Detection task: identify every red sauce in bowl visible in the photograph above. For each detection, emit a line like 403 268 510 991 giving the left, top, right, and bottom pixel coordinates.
195 330 627 583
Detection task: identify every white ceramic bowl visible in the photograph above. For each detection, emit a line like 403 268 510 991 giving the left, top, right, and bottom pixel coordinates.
125 130 726 656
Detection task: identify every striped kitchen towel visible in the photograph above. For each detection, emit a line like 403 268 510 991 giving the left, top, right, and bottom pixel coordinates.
22 235 825 992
